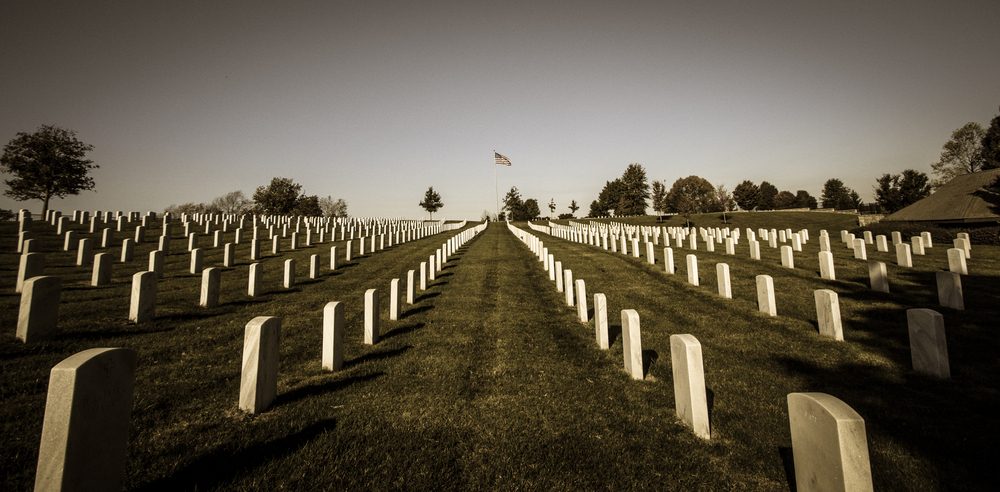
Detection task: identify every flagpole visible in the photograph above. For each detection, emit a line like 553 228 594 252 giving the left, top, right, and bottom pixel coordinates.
493 150 499 220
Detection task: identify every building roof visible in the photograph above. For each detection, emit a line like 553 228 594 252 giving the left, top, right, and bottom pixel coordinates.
883 169 1000 223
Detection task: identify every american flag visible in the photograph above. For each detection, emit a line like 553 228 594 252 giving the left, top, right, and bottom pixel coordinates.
494 151 512 166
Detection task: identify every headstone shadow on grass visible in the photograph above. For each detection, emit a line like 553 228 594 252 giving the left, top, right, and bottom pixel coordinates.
777 446 797 492
641 349 658 378
404 305 434 318
607 324 622 348
345 346 412 369
381 322 426 341
274 371 385 407
132 418 339 491
416 291 441 303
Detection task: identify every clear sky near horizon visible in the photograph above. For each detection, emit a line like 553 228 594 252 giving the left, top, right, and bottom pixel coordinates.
2 1 998 219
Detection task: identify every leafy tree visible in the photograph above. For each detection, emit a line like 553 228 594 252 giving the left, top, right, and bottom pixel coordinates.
419 186 444 219
253 177 303 215
523 199 541 220
569 200 580 216
756 181 778 210
714 185 735 212
665 176 716 226
821 178 861 210
211 191 252 214
774 190 797 209
794 190 817 209
732 180 759 211
981 107 1000 170
593 179 625 216
548 198 556 216
931 122 986 187
165 202 210 215
588 200 605 218
294 195 322 216
617 163 650 215
651 180 668 214
1 125 98 216
874 169 931 213
318 196 348 217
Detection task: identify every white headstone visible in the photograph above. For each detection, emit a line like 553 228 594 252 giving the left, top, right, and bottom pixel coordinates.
670 334 710 439
686 254 699 286
780 245 794 269
594 293 609 350
129 271 156 323
364 288 380 344
575 279 588 322
563 269 575 306
248 262 262 297
34 348 137 492
283 258 295 288
814 289 843 341
936 271 964 310
16 276 62 343
663 247 675 274
905 308 950 378
621 309 644 380
91 252 112 287
390 278 401 320
16 253 45 293
239 316 280 414
322 302 345 371
787 393 873 492
946 248 967 275
716 263 731 299
868 261 889 293
199 267 221 307
756 275 776 316
818 251 836 280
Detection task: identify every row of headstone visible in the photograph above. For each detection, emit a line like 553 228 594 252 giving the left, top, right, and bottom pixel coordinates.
511 223 713 440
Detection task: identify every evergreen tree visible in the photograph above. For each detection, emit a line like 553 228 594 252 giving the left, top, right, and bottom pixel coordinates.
756 181 778 210
419 186 444 219
732 180 759 211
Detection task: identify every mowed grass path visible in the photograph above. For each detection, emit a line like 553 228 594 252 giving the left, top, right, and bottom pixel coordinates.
530 218 999 489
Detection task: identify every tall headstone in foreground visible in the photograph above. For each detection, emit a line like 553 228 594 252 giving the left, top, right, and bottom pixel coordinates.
814 289 843 341
936 271 964 310
906 308 950 378
670 334 710 439
17 276 62 343
33 348 136 492
364 288 380 345
594 293 609 350
787 393 873 492
239 316 281 414
129 271 156 323
621 309 643 380
322 302 345 371
756 275 776 316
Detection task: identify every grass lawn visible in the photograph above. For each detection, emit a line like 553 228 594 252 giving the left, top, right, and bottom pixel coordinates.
1 213 997 489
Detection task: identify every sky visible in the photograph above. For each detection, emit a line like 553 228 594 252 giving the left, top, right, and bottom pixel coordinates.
2 0 998 219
